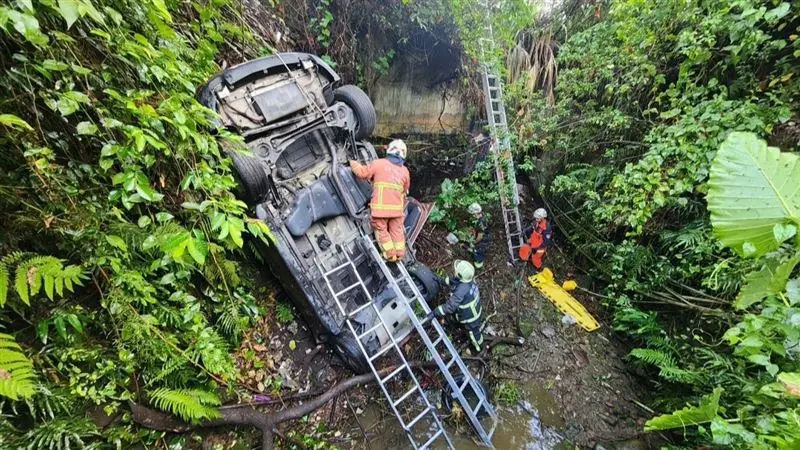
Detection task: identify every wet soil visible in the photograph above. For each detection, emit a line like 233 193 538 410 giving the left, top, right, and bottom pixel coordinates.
363 208 654 449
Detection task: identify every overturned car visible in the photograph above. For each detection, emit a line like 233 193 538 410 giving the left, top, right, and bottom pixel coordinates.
198 53 439 373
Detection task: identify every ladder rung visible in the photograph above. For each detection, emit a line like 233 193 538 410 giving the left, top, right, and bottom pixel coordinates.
405 407 432 430
346 300 372 319
445 358 456 370
473 396 484 413
324 260 350 277
357 321 384 341
335 282 360 297
369 342 394 362
431 336 443 348
421 428 445 449
458 378 469 393
392 386 419 408
381 365 406 384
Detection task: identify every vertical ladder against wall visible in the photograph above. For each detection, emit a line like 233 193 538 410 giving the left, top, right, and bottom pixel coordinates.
314 235 498 449
482 69 524 262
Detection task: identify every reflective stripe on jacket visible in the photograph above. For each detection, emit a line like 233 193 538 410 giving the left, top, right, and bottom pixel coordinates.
435 279 482 325
350 158 410 218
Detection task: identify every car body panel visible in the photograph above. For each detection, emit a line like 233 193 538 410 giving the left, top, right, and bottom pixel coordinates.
200 53 433 371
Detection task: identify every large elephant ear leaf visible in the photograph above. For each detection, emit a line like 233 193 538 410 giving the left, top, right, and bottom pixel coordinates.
707 132 800 258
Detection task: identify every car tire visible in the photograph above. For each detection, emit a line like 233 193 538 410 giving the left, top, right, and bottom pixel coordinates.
227 149 268 205
333 85 376 140
333 332 371 374
407 263 440 303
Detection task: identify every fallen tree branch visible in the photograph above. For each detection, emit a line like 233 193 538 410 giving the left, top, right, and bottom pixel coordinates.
486 336 525 350
131 361 439 450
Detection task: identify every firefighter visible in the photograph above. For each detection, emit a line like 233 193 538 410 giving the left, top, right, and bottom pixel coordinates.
350 139 411 262
519 208 552 271
467 203 490 269
429 260 484 353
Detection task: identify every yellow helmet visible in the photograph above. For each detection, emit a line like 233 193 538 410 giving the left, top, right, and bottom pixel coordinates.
454 259 475 282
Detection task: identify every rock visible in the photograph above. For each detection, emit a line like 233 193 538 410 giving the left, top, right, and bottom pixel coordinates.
278 361 300 390
288 321 298 334
541 326 556 338
561 314 577 326
518 320 534 337
445 232 459 244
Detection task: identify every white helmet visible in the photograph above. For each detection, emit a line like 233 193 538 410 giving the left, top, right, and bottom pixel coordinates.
387 139 407 159
454 259 475 282
534 208 547 220
468 203 482 215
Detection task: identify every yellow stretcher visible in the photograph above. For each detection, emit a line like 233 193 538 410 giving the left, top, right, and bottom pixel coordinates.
528 269 600 332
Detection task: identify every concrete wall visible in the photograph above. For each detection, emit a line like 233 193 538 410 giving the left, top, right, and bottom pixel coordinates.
372 76 468 137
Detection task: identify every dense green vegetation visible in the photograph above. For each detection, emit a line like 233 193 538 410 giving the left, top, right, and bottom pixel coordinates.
501 0 799 447
2 0 799 448
0 0 275 446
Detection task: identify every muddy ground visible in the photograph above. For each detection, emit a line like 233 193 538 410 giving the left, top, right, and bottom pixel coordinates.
202 201 658 449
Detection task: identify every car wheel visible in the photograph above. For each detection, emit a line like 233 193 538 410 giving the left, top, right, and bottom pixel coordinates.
333 85 376 140
333 332 371 374
407 263 440 303
227 149 268 205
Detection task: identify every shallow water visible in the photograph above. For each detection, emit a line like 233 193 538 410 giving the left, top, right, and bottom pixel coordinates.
356 378 566 449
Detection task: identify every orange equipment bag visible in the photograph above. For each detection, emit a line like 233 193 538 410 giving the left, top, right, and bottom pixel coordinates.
519 244 533 262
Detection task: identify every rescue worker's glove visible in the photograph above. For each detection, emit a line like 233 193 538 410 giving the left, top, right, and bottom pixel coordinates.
433 306 445 318
434 275 450 287
424 311 435 323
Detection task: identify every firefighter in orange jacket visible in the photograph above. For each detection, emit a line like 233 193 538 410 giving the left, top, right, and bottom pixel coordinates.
519 208 552 271
350 140 411 262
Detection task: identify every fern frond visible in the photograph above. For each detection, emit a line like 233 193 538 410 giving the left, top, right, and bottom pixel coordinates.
203 255 240 287
630 348 675 367
0 333 37 400
658 366 696 383
24 383 74 421
146 357 190 386
192 329 234 376
2 255 85 306
149 388 221 422
0 263 7 308
630 348 696 383
23 416 99 450
216 300 243 340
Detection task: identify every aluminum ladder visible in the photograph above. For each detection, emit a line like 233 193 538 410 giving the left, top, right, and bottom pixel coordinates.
481 69 524 262
315 235 498 448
